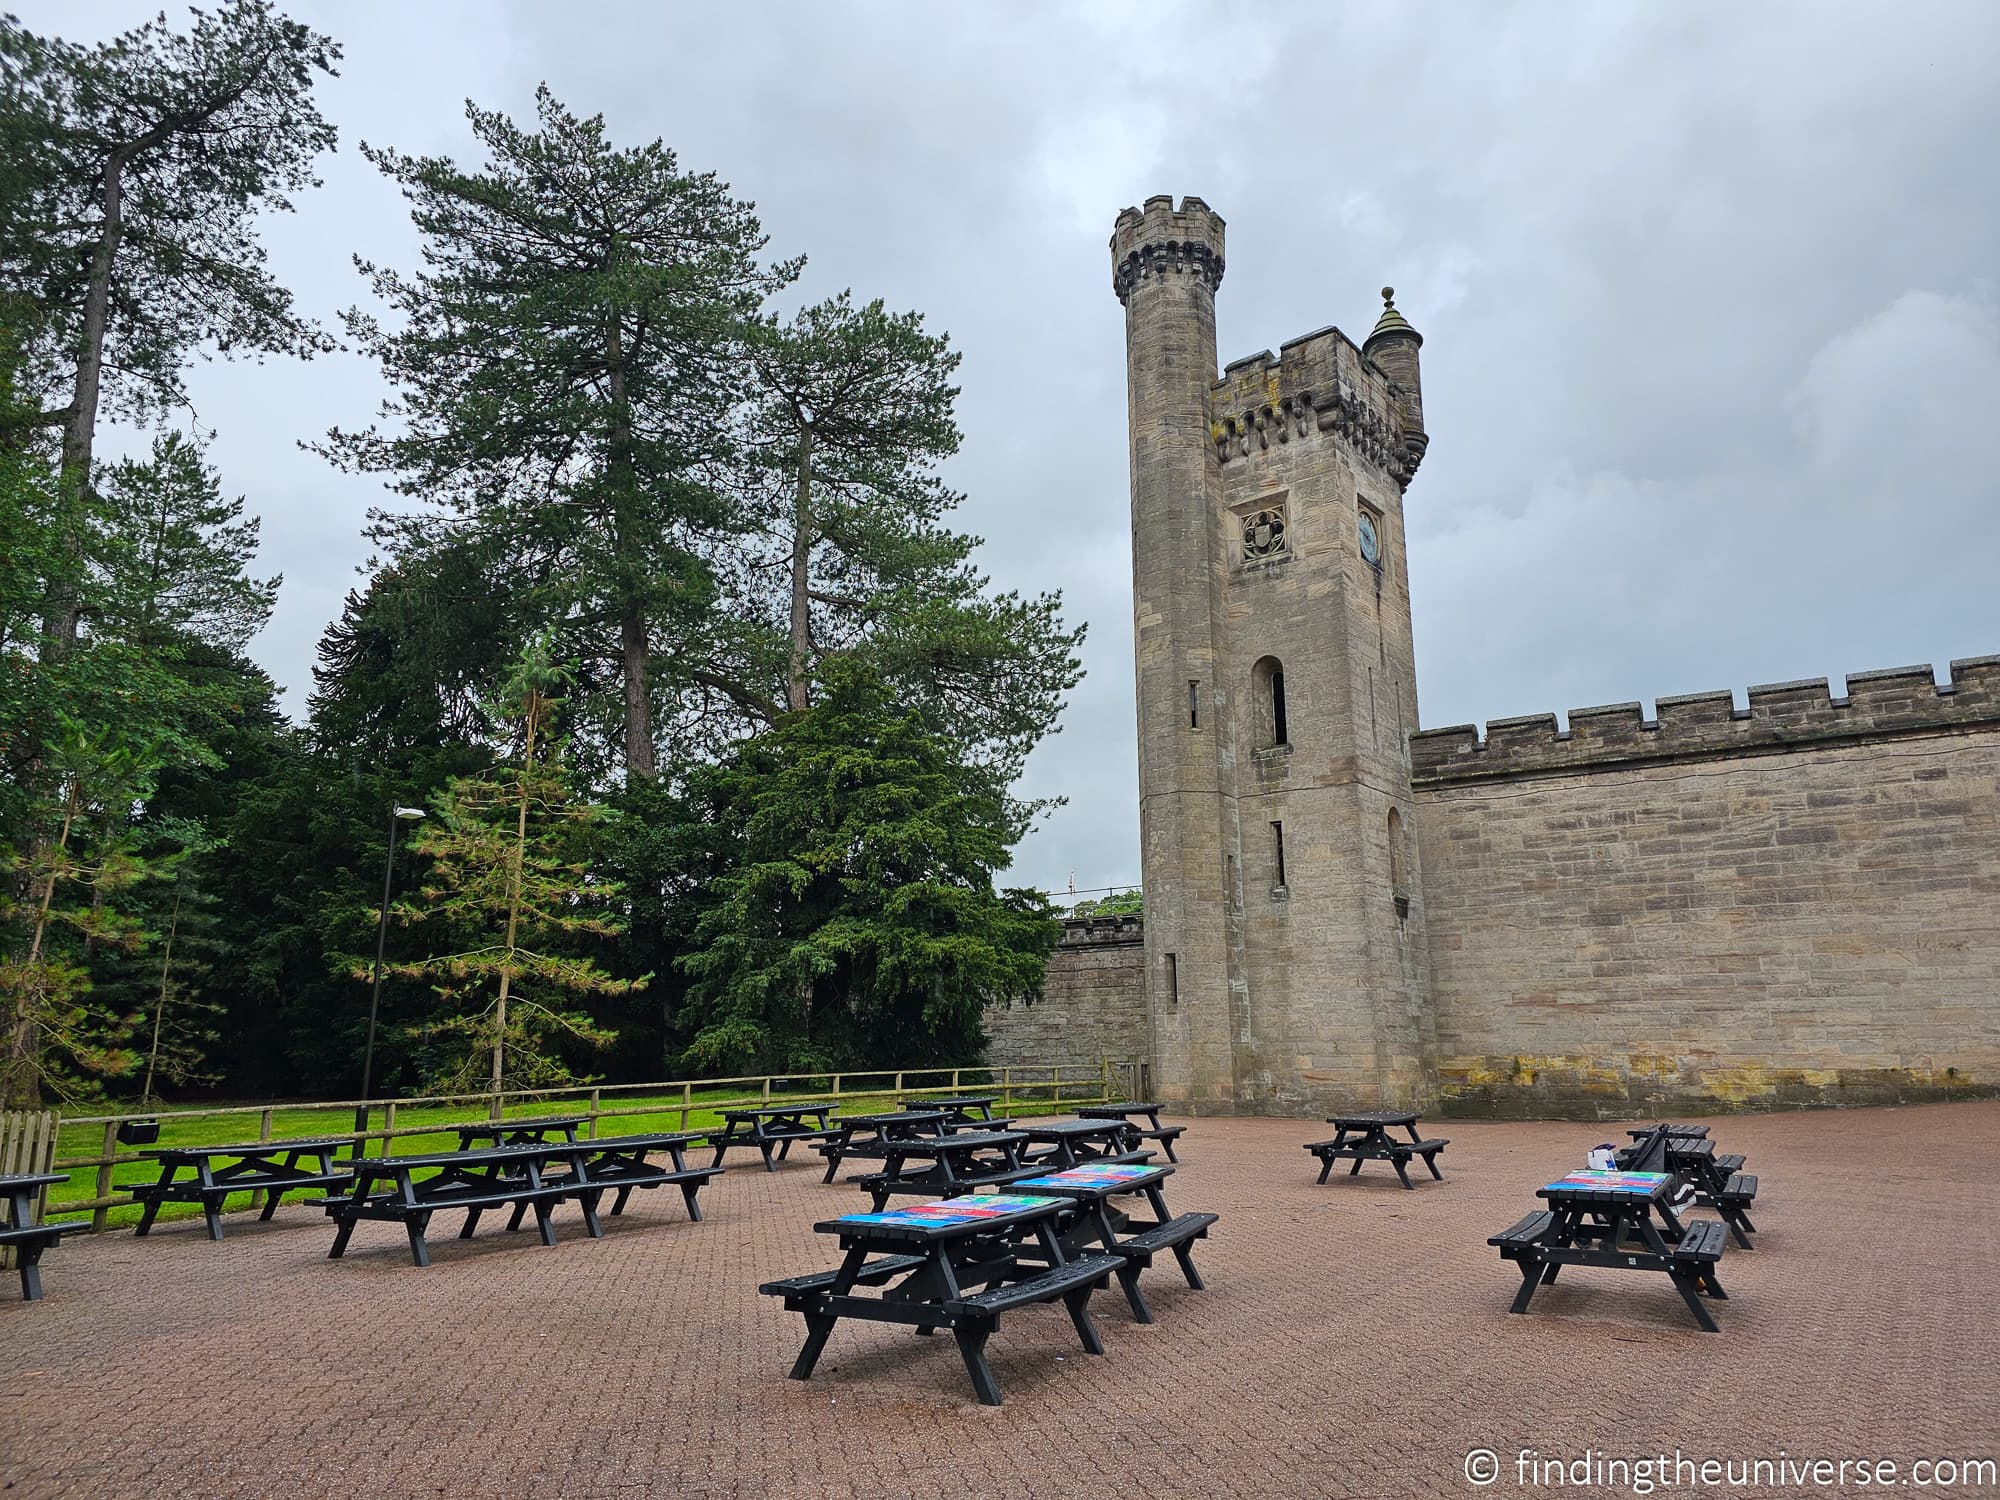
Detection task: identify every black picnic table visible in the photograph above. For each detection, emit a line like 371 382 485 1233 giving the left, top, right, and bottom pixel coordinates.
816 1109 949 1184
1616 1131 1760 1249
899 1094 997 1127
707 1104 840 1172
1304 1111 1448 1189
131 1137 352 1241
1076 1100 1186 1162
1 1171 67 1301
855 1129 1038 1209
451 1113 591 1149
1006 1160 1217 1323
1488 1168 1730 1332
758 1191 1119 1405
323 1133 720 1266
1007 1117 1147 1170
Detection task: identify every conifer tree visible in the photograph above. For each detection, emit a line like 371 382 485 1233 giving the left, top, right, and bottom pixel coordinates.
383 642 637 1094
321 88 795 779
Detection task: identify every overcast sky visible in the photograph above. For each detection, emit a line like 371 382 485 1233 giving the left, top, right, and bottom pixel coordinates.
21 1 1999 897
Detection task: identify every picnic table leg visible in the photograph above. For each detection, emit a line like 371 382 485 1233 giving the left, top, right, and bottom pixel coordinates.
1160 1135 1179 1164
1113 1262 1154 1323
1508 1258 1544 1314
821 1145 843 1184
258 1187 285 1222
505 1201 529 1232
1421 1151 1444 1181
710 1140 728 1170
1391 1156 1415 1191
201 1196 226 1242
777 1138 794 1162
1170 1240 1206 1291
328 1212 358 1259
578 1190 604 1239
1668 1269 1721 1332
460 1206 485 1239
953 1325 1004 1406
789 1310 839 1380
1063 1286 1105 1356
531 1200 558 1247
1348 1158 1364 1177
134 1197 162 1237
758 1140 777 1173
613 1184 636 1216
678 1181 704 1223
406 1213 433 1267
1315 1153 1333 1185
18 1250 43 1302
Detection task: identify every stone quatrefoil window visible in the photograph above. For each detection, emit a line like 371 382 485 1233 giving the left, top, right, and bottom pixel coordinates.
1243 504 1288 561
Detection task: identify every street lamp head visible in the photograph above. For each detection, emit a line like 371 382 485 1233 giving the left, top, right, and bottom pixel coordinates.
393 806 426 820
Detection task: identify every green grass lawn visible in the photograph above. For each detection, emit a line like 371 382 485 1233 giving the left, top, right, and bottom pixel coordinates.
40 1074 1105 1232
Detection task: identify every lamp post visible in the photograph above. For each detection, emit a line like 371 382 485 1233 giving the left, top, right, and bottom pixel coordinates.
355 805 426 1137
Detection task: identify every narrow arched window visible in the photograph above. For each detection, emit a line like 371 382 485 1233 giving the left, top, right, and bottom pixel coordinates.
1252 656 1289 749
1388 807 1411 919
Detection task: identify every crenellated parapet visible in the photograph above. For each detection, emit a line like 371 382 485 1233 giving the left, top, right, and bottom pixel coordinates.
1411 656 2000 783
1207 322 1423 487
1110 195 1226 305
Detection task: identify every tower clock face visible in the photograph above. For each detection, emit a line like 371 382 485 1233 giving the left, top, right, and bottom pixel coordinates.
1357 511 1381 565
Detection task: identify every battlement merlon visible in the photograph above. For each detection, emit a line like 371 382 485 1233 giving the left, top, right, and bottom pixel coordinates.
1409 655 2000 782
1111 195 1226 305
1208 320 1423 487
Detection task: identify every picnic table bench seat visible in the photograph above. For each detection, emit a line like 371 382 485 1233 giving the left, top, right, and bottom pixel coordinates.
1110 1210 1216 1293
0 1172 66 1302
758 1253 930 1298
1488 1210 1555 1256
1714 1153 1747 1174
554 1133 721 1220
1673 1220 1730 1263
944 1253 1117 1319
856 1162 1042 1204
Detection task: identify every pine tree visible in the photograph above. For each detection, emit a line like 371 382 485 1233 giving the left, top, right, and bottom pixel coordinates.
320 87 795 779
383 642 638 1094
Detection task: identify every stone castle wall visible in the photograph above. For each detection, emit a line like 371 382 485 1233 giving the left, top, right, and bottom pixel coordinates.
984 916 1149 1070
1412 658 2000 1117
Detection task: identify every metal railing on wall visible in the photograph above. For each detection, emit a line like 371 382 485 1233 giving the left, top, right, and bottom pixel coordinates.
46 1057 1149 1232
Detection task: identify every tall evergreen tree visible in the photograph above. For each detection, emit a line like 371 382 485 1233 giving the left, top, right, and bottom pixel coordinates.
675 666 1059 1074
320 87 796 779
0 1 337 644
384 642 636 1093
690 293 1086 785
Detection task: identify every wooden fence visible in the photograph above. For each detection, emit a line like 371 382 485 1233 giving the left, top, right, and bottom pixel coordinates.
47 1058 1146 1232
0 1109 60 1268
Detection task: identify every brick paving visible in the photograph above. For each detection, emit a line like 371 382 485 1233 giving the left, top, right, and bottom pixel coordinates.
3 1101 1997 1499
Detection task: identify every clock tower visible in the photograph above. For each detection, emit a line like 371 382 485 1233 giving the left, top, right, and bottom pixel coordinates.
1113 196 1436 1112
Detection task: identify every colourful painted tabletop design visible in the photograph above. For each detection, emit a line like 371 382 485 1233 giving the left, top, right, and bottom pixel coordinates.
1542 1169 1670 1195
1013 1163 1159 1190
834 1194 1061 1229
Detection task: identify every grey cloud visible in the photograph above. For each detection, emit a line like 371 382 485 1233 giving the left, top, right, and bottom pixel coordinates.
18 0 1996 900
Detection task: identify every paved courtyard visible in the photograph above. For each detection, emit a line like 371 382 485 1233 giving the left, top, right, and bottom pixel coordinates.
3 1101 1996 1499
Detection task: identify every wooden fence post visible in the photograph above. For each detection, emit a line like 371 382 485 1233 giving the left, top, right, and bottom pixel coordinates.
92 1120 119 1233
1002 1066 1013 1117
588 1087 601 1139
382 1102 397 1154
680 1081 692 1132
762 1076 772 1104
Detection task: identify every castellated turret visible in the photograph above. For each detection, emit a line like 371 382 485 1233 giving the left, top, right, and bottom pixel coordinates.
1112 195 1434 1114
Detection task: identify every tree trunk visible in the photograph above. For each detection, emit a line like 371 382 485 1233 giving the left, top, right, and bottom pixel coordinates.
2 784 78 1109
786 424 815 713
492 696 539 1095
142 889 183 1106
605 320 656 778
48 151 127 650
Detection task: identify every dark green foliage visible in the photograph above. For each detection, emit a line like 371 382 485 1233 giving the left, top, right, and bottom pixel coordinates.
675 667 1060 1074
320 86 796 778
